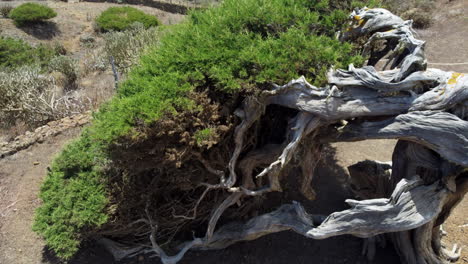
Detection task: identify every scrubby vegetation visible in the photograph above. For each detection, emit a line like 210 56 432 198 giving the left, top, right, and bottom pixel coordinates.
34 0 378 259
0 66 55 127
95 6 160 32
0 36 57 69
0 4 13 18
103 22 160 73
9 3 57 26
0 65 87 129
48 55 79 89
0 37 85 129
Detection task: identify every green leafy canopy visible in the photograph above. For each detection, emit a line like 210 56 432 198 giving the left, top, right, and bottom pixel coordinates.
96 6 160 32
0 36 57 69
9 3 57 25
34 0 373 259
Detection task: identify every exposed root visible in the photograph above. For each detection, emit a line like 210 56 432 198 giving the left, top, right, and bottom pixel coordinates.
225 96 266 188
328 111 468 167
440 244 462 262
239 112 321 196
255 112 320 179
238 144 283 189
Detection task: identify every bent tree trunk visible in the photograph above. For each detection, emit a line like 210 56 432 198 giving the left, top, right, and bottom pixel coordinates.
100 7 468 264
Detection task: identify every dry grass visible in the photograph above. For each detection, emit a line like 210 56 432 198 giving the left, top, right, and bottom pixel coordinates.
0 66 90 132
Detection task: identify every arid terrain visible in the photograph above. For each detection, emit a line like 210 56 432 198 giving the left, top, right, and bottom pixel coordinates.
0 0 467 263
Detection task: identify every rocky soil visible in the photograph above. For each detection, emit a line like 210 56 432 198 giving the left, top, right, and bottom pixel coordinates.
0 113 90 159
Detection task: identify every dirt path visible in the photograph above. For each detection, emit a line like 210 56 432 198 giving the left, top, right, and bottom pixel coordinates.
418 0 468 73
0 128 81 264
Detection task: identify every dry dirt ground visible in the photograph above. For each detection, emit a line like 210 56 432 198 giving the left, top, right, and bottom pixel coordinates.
0 0 467 264
0 128 82 264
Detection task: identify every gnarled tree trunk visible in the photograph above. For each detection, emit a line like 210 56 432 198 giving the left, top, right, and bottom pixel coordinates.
100 7 468 264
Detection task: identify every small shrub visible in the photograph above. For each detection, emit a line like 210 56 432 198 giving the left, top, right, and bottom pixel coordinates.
95 6 160 32
48 55 79 89
0 66 56 127
53 42 67 55
103 22 159 73
0 36 57 69
79 34 96 46
0 65 90 129
9 3 57 25
0 4 13 18
82 48 108 75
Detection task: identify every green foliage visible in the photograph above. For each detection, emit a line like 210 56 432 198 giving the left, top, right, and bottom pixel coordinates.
32 132 108 259
194 128 214 146
95 6 160 32
35 0 370 259
0 36 57 69
0 4 13 18
9 3 57 25
351 0 382 8
93 0 364 143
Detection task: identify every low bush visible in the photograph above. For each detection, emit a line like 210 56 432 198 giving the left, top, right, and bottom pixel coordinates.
103 22 159 73
0 4 13 18
9 3 57 25
48 55 79 89
95 6 160 32
33 133 108 259
34 0 370 259
0 36 57 69
0 65 91 129
81 48 108 75
0 66 54 127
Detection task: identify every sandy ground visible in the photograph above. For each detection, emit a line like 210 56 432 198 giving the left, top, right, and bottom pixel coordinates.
418 0 468 74
0 0 467 263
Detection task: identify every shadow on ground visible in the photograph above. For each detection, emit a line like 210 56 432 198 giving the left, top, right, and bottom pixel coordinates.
18 21 60 40
42 144 400 264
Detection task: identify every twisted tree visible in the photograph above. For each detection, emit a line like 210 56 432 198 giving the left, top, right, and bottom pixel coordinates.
94 7 468 264
32 2 467 263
